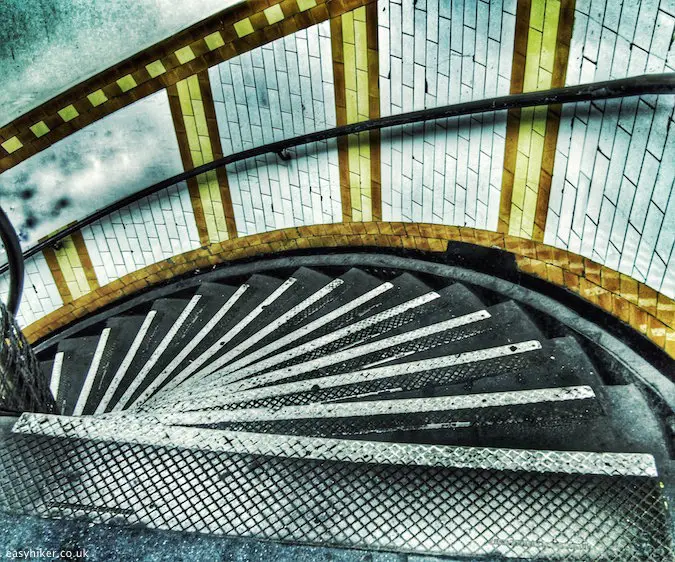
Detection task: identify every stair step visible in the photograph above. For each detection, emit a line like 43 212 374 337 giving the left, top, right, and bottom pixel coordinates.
225 299 543 395
170 268 389 389
154 268 336 396
156 385 602 439
152 338 603 413
356 335 604 401
138 273 441 409
8 414 667 559
155 301 535 414
74 315 149 415
53 335 108 415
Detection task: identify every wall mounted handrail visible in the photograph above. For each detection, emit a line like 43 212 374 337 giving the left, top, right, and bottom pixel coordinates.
0 207 24 316
1 72 673 278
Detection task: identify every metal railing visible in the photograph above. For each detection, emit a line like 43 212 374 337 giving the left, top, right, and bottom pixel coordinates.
0 72 673 276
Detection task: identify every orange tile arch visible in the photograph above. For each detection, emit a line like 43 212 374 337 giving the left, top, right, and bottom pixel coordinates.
23 222 675 359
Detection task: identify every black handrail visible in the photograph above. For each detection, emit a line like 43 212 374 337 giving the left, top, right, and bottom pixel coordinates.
0 207 24 316
1 72 673 278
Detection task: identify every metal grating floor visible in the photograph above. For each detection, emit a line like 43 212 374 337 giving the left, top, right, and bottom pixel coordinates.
1 417 671 561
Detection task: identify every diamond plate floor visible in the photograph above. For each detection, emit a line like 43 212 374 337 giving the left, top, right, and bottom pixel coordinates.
2 264 674 560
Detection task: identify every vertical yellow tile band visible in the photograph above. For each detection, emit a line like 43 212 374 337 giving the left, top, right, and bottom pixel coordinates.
54 237 91 299
342 7 372 222
176 75 229 243
508 0 561 238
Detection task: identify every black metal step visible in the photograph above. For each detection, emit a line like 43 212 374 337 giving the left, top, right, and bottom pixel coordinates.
6 414 668 561
77 315 148 415
93 298 195 414
52 336 104 415
157 299 546 413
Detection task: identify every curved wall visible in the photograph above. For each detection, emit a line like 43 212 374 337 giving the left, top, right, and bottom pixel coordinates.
0 0 673 357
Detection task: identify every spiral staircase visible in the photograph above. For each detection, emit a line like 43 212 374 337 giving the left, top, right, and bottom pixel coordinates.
0 254 672 561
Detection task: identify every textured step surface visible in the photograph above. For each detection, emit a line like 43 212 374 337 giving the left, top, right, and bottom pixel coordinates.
14 265 675 560
5 414 670 561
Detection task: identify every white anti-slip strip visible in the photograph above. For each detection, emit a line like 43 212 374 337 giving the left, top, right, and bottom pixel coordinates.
148 290 441 408
72 328 111 416
112 295 203 412
49 352 64 402
144 340 542 414
199 281 394 378
123 283 250 410
153 276 300 397
12 412 658 478
94 311 157 414
170 278 345 391
154 385 596 426
218 309 492 395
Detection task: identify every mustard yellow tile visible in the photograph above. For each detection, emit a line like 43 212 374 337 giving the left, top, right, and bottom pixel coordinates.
523 30 543 92
204 31 225 51
175 46 196 65
187 75 202 102
30 121 50 138
532 105 548 136
176 80 193 117
527 131 545 180
73 267 90 295
537 68 553 91
204 214 218 242
87 89 108 107
146 60 167 78
356 69 369 119
296 0 317 11
264 4 285 25
1 136 23 153
199 135 214 163
345 89 359 124
192 150 205 168
58 105 79 122
64 243 81 269
194 100 210 135
347 136 361 169
354 18 368 71
359 151 371 186
117 75 137 92
521 188 539 234
353 6 366 22
512 155 529 208
358 133 370 159
184 114 200 152
343 42 357 91
342 11 355 45
508 207 524 237
540 0 561 73
529 0 546 32
234 17 254 38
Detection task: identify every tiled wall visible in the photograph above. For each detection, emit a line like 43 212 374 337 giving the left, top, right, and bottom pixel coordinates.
210 22 342 236
0 254 62 326
379 0 516 229
81 183 201 286
1 0 675 348
545 0 675 298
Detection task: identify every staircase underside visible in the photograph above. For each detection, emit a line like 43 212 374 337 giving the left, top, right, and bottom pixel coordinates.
1 252 673 561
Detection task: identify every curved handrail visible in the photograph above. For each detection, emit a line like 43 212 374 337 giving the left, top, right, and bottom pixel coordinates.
0 207 24 316
1 72 673 277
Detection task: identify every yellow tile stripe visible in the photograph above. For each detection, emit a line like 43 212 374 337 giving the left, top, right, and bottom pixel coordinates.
333 6 378 222
48 234 99 301
175 75 230 244
508 0 561 238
